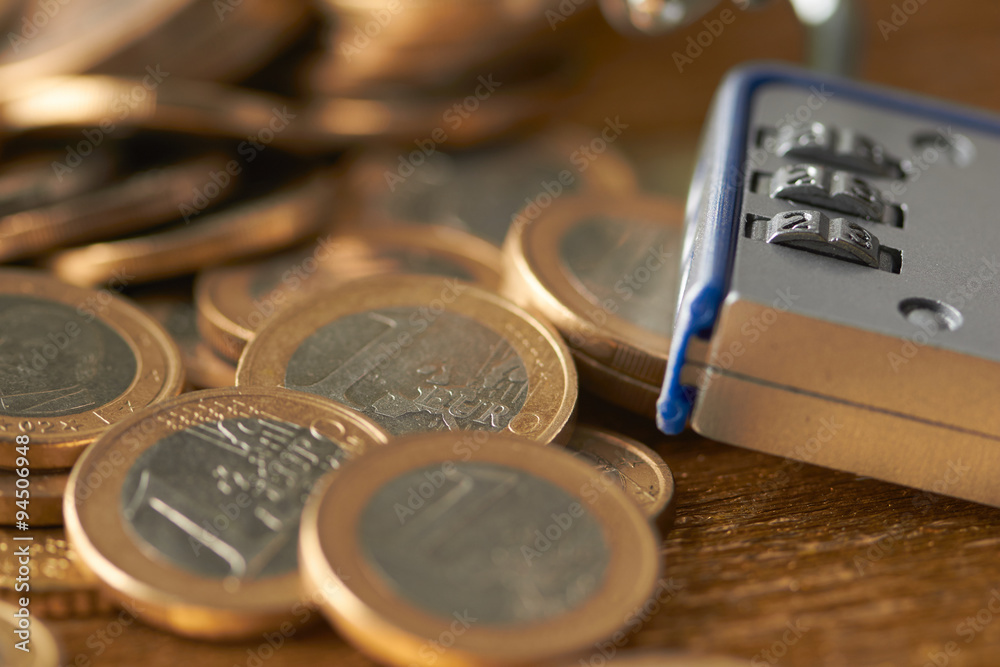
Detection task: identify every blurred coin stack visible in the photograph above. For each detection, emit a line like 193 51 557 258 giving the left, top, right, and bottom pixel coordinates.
0 1 701 665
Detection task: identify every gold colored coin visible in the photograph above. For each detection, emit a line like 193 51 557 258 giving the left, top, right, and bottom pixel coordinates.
574 348 659 417
309 0 561 94
501 193 684 388
46 169 333 287
0 599 62 666
299 431 662 667
564 425 676 525
195 226 503 362
0 0 307 93
0 269 184 470
0 147 115 218
237 274 577 444
0 154 232 262
343 125 639 247
0 74 559 151
0 528 111 619
0 469 68 526
137 295 237 390
64 386 390 640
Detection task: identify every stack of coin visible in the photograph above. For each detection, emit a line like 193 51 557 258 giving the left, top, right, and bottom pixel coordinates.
0 2 695 664
236 274 578 443
194 225 503 361
501 193 685 416
0 269 185 470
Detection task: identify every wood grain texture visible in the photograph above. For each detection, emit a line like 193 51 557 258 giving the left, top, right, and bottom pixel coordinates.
47 0 1000 665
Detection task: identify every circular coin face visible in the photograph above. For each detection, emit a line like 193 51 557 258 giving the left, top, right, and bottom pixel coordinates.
299 432 661 667
63 386 390 639
237 275 577 444
0 469 68 526
501 193 684 387
0 269 184 469
344 126 638 246
564 425 675 524
0 600 61 666
195 226 502 362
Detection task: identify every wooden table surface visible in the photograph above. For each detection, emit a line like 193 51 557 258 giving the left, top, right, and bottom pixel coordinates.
45 1 1000 666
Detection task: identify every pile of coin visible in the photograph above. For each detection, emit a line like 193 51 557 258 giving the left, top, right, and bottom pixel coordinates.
0 1 698 665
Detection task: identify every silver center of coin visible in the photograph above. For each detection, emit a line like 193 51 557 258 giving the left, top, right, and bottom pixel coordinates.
386 146 582 245
120 417 349 580
359 462 610 624
285 308 529 436
559 216 678 337
0 295 137 417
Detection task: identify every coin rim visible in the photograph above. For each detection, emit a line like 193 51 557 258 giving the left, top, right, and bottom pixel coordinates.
299 432 662 666
501 193 684 385
63 386 390 639
195 225 504 362
564 424 676 522
236 274 578 445
0 269 184 469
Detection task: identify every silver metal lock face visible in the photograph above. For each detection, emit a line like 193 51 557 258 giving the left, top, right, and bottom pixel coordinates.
664 66 1000 508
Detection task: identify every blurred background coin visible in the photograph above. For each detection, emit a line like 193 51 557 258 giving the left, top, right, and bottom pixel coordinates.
0 599 62 666
0 153 233 262
299 431 661 667
564 425 676 525
45 167 333 287
238 274 578 444
0 0 308 92
0 269 184 469
343 125 638 247
195 225 502 362
0 527 111 619
63 386 390 639
501 193 684 414
0 468 67 526
0 147 116 218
